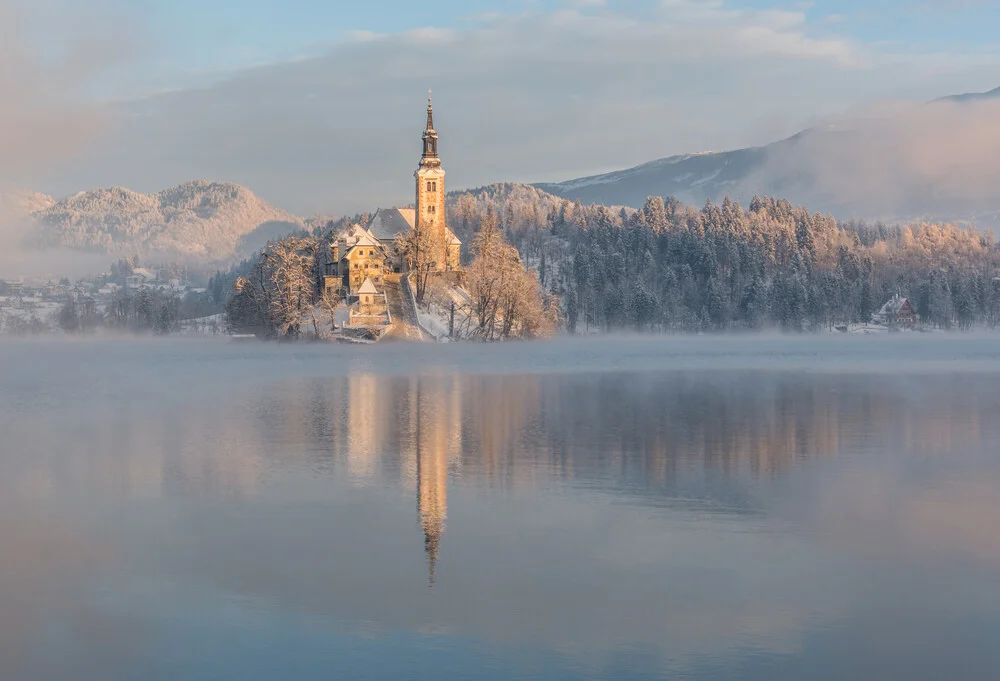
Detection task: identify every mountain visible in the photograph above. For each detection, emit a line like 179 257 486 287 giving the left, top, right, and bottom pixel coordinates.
0 189 57 216
536 145 769 213
25 181 304 263
938 85 1000 104
538 86 1000 226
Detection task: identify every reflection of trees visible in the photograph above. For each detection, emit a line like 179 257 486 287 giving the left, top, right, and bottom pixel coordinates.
3 370 994 593
4 371 993 505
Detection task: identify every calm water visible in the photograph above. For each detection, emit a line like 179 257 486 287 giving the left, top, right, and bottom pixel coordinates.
2 336 1000 681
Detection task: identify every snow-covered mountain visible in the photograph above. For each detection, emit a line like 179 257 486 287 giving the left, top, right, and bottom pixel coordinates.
538 86 1000 226
536 145 769 213
23 181 304 263
0 189 57 216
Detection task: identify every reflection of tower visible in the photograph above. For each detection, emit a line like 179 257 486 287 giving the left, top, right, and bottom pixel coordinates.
414 377 461 586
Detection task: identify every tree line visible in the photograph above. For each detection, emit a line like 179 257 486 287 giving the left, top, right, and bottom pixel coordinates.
446 185 1000 332
212 183 1000 335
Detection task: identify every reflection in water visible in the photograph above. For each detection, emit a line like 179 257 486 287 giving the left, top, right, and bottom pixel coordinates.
414 377 459 586
3 344 1000 680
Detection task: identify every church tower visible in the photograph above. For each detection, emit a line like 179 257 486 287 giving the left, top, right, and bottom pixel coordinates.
415 93 448 269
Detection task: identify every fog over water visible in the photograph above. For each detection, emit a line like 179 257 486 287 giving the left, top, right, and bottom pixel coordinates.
1 336 999 680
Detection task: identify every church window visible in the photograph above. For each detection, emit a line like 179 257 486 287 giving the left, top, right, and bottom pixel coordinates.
428 205 436 214
427 181 437 192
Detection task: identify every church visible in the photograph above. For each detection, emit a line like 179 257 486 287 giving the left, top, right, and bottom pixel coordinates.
326 96 462 302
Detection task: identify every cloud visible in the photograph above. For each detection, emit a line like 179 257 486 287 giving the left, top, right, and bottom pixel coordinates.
0 0 135 186
0 0 139 277
740 97 1000 220
25 1 1000 219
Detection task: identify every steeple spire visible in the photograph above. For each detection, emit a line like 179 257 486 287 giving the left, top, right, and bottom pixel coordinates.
421 91 439 164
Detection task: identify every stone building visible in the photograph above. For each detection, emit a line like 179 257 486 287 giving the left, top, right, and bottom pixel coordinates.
325 96 462 298
348 276 390 328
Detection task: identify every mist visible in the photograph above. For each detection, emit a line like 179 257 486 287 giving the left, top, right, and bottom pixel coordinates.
0 0 130 279
743 97 1000 223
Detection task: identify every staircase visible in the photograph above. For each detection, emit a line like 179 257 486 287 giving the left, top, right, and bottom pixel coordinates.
382 274 430 341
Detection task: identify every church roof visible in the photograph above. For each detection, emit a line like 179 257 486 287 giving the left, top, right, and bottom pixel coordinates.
366 208 414 241
364 206 460 246
358 277 379 294
397 208 416 229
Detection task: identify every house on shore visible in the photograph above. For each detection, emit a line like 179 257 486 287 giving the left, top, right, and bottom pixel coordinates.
873 294 917 329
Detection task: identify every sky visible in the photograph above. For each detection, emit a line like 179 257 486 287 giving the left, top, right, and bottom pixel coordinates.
3 0 1000 215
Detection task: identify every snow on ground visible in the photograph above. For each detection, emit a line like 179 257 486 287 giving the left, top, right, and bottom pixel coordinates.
415 305 450 341
178 313 225 336
334 304 351 329
418 279 476 341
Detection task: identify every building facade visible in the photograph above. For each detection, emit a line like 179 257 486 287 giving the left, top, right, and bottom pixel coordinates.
328 97 462 304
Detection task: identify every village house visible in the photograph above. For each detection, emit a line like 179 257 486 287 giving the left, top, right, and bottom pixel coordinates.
325 96 462 304
873 294 918 329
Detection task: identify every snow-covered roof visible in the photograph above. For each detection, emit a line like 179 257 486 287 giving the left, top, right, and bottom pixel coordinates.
354 230 380 248
363 206 461 246
878 294 910 317
366 208 414 241
358 277 379 294
397 208 416 229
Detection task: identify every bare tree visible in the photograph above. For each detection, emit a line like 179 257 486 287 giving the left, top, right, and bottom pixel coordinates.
396 226 436 305
319 286 341 334
466 209 555 340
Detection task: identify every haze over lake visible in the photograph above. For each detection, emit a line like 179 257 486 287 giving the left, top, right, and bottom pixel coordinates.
2 336 1000 681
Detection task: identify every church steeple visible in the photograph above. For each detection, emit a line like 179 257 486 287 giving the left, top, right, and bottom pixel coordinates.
415 93 450 269
421 91 440 167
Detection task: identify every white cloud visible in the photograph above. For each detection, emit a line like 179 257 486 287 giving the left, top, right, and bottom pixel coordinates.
26 1 1000 216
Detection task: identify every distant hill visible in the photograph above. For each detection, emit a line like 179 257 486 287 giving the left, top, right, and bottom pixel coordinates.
0 189 57 216
537 86 1000 227
536 145 770 214
938 86 1000 104
23 181 304 263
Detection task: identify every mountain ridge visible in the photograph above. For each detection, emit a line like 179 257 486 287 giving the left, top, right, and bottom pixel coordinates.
19 180 305 264
537 86 1000 226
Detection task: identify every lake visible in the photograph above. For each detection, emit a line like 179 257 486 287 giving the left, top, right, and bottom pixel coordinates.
1 335 999 680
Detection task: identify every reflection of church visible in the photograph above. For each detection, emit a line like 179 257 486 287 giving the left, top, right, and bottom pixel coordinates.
339 374 462 586
412 377 463 586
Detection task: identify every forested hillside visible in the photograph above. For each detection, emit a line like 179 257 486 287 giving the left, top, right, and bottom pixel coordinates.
536 87 1000 227
23 181 305 263
208 182 1000 333
446 185 1000 332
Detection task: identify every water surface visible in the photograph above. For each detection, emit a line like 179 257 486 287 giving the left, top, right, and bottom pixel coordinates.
2 336 999 680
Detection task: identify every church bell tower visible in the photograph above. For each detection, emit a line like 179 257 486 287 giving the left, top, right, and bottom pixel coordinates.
415 93 448 269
